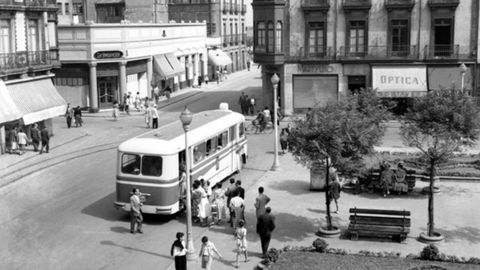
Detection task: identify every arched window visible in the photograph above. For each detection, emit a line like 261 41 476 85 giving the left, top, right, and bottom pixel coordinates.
267 21 274 53
256 21 266 51
275 21 283 52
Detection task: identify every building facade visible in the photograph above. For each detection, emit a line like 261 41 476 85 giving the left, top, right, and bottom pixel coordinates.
252 0 479 115
0 0 66 154
168 0 249 80
55 0 207 112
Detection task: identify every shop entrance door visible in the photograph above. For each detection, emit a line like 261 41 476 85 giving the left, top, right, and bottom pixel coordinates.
98 76 117 109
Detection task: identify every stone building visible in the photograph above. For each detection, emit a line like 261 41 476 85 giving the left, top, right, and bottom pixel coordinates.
0 0 66 154
55 0 207 111
252 0 478 115
168 0 249 80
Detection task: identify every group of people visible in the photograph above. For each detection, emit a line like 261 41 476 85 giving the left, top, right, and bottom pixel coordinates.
238 92 256 116
379 162 409 197
5 124 50 155
65 103 83 128
171 182 276 270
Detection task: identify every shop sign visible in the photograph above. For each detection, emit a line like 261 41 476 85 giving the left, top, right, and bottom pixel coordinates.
298 64 334 73
372 66 427 93
94 51 123 59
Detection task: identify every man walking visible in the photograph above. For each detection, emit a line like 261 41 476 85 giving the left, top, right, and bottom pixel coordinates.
30 123 41 152
238 92 247 115
256 207 276 257
249 96 256 116
130 188 143 234
254 186 271 218
65 103 73 128
39 126 50 154
151 104 159 129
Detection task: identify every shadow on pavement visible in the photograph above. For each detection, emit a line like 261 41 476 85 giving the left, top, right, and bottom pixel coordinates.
100 240 171 259
424 226 480 244
81 192 125 221
273 212 318 242
266 179 311 195
352 189 427 201
110 226 131 234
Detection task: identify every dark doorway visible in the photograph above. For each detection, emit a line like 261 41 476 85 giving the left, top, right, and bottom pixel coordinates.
348 76 366 94
434 18 453 57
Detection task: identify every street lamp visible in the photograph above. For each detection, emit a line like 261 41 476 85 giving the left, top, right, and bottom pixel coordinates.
459 63 467 94
271 73 280 171
179 106 196 260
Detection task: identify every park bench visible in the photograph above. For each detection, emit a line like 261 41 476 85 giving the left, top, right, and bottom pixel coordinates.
348 207 411 242
362 169 416 192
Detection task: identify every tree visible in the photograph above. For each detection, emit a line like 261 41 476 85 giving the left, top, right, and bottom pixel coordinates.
287 88 389 230
400 90 479 238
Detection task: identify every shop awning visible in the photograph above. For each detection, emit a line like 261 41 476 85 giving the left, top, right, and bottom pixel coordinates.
6 78 67 125
152 53 185 79
0 80 21 123
94 0 125 4
208 49 232 66
372 66 428 98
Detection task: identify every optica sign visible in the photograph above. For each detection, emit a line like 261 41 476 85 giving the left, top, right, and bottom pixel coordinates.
372 66 427 95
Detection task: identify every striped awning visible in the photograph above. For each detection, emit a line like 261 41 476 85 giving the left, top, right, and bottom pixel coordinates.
6 78 67 125
0 80 21 123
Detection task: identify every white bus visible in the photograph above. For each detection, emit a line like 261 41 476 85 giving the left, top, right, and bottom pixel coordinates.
114 106 247 215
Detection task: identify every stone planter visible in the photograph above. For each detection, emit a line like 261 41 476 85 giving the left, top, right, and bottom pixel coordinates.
317 226 341 238
419 232 444 243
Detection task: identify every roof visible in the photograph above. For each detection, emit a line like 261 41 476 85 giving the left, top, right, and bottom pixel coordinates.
118 109 244 155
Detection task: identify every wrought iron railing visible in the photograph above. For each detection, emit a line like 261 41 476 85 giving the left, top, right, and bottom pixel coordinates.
0 50 53 72
338 45 418 60
422 44 474 59
285 46 336 61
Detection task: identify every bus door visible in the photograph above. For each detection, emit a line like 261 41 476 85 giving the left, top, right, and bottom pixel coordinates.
229 125 236 171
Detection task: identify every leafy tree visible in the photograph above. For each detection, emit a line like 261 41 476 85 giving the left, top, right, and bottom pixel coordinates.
400 90 479 237
288 88 389 230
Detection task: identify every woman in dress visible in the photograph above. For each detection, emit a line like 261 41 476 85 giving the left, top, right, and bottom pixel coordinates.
191 180 203 223
197 181 212 227
234 220 248 268
211 183 227 224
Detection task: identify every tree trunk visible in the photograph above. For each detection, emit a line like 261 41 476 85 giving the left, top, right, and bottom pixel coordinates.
325 159 332 230
428 159 435 237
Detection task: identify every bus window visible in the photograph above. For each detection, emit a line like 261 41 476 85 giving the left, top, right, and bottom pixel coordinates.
229 125 235 142
218 131 228 148
239 122 245 138
206 137 217 156
121 154 140 175
142 156 163 177
194 142 206 163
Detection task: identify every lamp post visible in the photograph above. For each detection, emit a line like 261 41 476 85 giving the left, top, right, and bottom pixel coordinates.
271 73 280 171
459 63 467 94
179 107 196 260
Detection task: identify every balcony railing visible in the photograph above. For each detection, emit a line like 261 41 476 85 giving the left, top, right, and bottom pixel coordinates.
285 46 336 61
338 45 418 60
241 4 246 14
342 0 372 9
0 50 54 73
223 34 230 47
301 0 330 11
427 0 460 8
423 44 474 60
0 0 51 6
384 0 415 9
222 0 230 13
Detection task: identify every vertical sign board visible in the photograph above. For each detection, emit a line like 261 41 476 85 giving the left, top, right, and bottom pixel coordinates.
372 66 428 97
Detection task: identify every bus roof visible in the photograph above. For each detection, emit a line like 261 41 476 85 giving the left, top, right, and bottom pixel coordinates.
118 109 245 155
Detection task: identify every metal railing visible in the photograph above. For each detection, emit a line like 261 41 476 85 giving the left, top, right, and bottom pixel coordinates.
0 50 54 72
285 46 336 61
342 0 372 8
423 44 473 60
338 45 418 60
301 0 330 8
385 0 415 5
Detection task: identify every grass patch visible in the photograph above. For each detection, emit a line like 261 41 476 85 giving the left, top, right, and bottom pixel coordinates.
273 252 480 270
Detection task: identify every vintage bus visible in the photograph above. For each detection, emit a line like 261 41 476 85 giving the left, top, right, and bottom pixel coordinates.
113 106 247 215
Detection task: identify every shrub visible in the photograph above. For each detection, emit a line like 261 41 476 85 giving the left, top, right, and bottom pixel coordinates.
467 257 480 264
266 248 282 263
312 238 328 253
420 244 440 261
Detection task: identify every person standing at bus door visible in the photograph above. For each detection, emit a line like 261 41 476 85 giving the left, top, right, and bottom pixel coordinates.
225 178 237 226
39 126 50 154
130 188 143 234
30 123 41 152
211 183 226 224
151 104 159 129
171 232 187 270
235 180 245 199
191 180 203 223
178 169 187 210
198 181 212 227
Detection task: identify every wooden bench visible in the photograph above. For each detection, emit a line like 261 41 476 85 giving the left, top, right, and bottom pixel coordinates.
362 169 416 192
348 208 411 242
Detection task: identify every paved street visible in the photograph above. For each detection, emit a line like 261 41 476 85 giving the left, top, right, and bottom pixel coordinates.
1 69 480 270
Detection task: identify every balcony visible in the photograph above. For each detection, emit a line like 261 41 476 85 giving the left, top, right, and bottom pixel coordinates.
241 33 246 44
301 0 330 12
423 45 474 60
223 34 230 47
342 0 372 11
0 0 55 10
285 46 335 62
222 0 230 13
241 4 246 14
427 0 459 9
384 0 415 11
0 50 55 75
338 45 419 60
